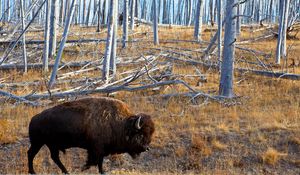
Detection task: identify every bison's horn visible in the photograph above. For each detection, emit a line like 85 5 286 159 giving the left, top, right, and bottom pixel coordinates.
135 116 142 130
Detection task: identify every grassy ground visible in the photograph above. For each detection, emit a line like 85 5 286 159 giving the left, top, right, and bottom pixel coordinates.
0 24 300 174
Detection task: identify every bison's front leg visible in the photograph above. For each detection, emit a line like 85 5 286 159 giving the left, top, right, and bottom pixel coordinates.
97 156 105 174
48 147 69 174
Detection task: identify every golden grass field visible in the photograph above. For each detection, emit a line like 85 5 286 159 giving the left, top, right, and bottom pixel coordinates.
0 24 300 174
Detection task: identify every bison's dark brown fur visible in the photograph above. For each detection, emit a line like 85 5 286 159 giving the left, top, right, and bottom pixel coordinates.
27 97 155 174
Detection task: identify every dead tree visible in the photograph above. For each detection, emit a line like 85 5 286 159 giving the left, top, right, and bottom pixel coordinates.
217 0 222 69
123 0 129 48
102 0 117 82
49 0 77 88
20 0 27 73
194 0 204 41
43 0 51 72
219 0 237 98
49 0 59 58
153 0 159 45
130 0 135 30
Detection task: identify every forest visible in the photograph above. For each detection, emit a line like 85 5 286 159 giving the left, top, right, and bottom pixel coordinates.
0 0 300 174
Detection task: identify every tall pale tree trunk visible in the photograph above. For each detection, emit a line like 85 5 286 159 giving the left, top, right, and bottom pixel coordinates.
123 0 129 48
43 0 52 72
85 0 92 26
82 0 86 24
96 0 102 32
49 0 59 58
236 3 241 36
60 0 64 25
194 0 204 40
110 0 118 76
20 0 27 73
219 0 237 98
275 0 286 64
130 0 135 30
153 0 159 45
102 0 117 82
281 0 290 59
217 0 222 69
49 0 77 88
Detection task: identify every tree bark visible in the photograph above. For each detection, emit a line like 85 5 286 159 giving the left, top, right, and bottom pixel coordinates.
194 0 204 40
219 0 237 98
123 0 129 48
20 0 27 73
217 0 222 69
102 0 116 82
43 0 52 72
130 0 135 30
153 0 159 45
49 0 59 58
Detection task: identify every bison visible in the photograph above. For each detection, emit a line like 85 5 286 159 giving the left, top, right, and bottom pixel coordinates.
27 97 155 174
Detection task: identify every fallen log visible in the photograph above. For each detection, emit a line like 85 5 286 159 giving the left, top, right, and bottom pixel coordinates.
0 38 144 46
0 90 40 106
25 80 195 100
0 61 93 70
162 55 300 80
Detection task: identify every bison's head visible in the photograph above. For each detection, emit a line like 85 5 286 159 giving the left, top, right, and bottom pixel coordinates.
125 114 155 158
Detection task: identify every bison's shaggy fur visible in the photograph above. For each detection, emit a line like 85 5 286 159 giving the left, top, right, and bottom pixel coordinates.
27 97 155 174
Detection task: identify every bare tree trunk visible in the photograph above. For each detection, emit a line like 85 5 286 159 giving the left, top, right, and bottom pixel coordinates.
194 0 204 40
236 2 241 36
217 0 222 69
219 0 237 98
110 0 118 76
20 0 27 73
153 0 159 45
60 0 65 25
96 0 102 32
85 0 92 26
43 0 52 72
49 0 77 88
130 0 135 30
123 0 129 48
102 0 116 82
187 0 192 26
0 0 2 21
7 0 10 21
276 0 285 64
281 0 290 59
49 0 59 58
104 0 108 24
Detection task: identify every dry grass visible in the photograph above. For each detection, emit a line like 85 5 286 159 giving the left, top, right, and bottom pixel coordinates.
261 148 287 165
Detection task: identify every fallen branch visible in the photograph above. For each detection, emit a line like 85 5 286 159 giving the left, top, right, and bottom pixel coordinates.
25 80 195 100
162 55 300 80
0 90 40 106
0 61 93 70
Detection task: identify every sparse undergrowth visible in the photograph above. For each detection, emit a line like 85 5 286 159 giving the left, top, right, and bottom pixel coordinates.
0 25 300 174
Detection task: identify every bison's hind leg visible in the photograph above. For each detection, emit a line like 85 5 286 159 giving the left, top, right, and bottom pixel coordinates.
48 146 69 174
27 143 43 174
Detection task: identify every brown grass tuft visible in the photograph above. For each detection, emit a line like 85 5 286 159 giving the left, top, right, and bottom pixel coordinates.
211 138 227 150
191 135 212 156
261 147 287 165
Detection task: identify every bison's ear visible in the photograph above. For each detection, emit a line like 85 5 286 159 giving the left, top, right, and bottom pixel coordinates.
135 116 142 130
